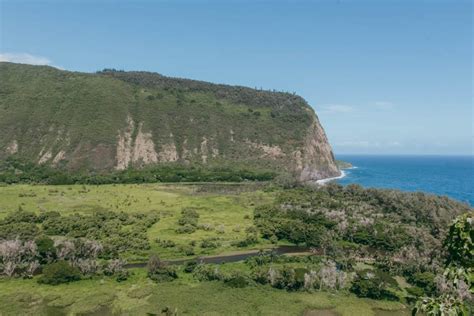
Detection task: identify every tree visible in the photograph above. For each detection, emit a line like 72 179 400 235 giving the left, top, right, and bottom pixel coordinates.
147 255 177 282
0 239 38 277
38 261 81 285
35 236 56 264
444 213 473 268
413 213 473 316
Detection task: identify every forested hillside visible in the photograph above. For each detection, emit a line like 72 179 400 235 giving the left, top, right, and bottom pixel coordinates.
0 62 339 182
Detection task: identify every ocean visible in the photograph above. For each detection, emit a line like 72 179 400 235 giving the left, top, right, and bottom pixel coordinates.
335 155 474 206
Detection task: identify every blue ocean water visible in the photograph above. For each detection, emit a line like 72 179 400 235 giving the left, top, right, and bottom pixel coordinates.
336 155 474 206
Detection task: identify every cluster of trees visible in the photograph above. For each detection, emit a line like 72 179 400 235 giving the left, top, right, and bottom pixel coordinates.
146 251 351 293
197 258 349 292
0 208 159 256
0 236 129 284
0 157 276 185
147 255 177 282
175 208 200 234
253 184 472 313
350 269 399 300
413 212 473 315
255 184 470 267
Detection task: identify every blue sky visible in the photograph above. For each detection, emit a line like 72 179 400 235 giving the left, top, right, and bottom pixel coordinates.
1 0 472 155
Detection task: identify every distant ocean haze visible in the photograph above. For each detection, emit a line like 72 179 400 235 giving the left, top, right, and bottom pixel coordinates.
335 155 474 206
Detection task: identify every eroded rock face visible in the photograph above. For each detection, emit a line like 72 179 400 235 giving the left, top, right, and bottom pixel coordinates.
297 118 341 181
4 112 340 181
115 116 178 170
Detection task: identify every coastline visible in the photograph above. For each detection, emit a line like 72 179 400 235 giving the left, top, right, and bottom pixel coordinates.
315 169 347 185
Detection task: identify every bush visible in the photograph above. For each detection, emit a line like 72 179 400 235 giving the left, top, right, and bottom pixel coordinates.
147 255 177 282
183 261 198 273
157 239 176 248
193 264 222 281
181 208 200 219
175 224 196 234
232 234 258 247
38 261 81 285
115 269 130 282
178 216 198 226
406 286 424 297
407 272 436 295
200 238 221 249
179 245 195 256
225 273 252 288
35 236 56 263
350 269 399 300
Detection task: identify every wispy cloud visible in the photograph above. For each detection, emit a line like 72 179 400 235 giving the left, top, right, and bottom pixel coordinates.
320 104 354 114
0 52 53 66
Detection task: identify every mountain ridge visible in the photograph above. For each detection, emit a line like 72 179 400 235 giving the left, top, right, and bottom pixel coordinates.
0 62 340 182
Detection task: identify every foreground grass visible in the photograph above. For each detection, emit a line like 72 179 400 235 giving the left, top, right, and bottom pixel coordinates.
0 269 407 316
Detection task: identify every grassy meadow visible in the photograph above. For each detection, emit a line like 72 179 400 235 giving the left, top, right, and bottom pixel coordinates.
0 183 275 260
0 183 439 315
0 267 408 316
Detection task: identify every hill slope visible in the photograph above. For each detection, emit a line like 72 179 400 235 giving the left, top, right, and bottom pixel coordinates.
0 62 340 181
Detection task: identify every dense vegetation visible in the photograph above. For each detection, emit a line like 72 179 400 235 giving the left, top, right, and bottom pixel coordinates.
256 184 469 257
0 157 276 184
0 182 471 315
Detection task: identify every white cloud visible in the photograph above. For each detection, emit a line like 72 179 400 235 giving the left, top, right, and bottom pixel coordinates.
373 101 394 110
0 52 52 66
320 104 354 114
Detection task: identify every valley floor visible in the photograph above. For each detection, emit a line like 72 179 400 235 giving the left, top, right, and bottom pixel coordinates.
0 268 408 316
0 182 443 315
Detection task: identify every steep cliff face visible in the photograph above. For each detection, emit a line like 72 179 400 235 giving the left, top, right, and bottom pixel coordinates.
297 119 341 181
0 62 340 181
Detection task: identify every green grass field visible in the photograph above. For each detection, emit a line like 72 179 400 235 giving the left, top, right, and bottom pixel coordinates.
0 183 411 315
0 183 276 260
0 268 408 316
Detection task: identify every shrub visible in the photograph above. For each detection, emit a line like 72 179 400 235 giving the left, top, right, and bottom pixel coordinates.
115 269 130 282
175 224 196 234
147 255 177 282
225 273 252 288
158 239 176 248
350 269 399 300
35 236 56 263
38 261 81 285
183 261 198 273
293 268 309 290
103 259 127 277
200 238 221 249
408 272 436 295
178 216 198 227
193 264 222 281
251 267 269 284
232 234 258 247
181 208 200 219
179 245 195 256
406 286 425 297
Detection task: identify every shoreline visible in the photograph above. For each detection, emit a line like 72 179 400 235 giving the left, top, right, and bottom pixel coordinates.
315 169 347 185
